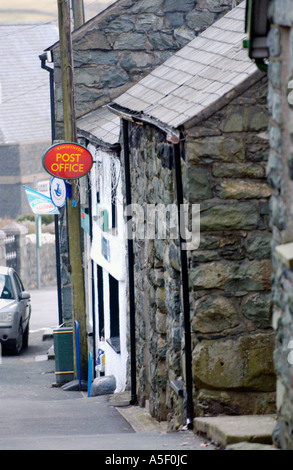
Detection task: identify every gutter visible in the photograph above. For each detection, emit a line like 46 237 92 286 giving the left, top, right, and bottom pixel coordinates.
108 103 180 145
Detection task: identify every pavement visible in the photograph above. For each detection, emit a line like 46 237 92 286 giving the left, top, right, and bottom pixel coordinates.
111 391 278 450
194 414 278 450
46 332 279 451
25 287 279 451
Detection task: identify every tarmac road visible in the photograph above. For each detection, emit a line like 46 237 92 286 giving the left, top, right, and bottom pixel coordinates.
0 286 215 452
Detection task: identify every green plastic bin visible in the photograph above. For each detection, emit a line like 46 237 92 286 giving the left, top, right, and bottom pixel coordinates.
53 324 74 384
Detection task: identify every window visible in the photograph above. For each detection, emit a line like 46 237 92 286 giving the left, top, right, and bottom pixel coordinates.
97 265 104 339
111 194 117 230
0 275 14 299
110 156 120 232
13 272 24 298
107 274 120 353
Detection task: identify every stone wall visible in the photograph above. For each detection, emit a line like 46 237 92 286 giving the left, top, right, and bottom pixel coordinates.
266 0 293 450
52 0 242 139
0 141 51 219
21 233 57 290
123 73 276 427
0 222 57 290
185 74 276 418
125 122 182 423
0 144 22 219
51 0 244 354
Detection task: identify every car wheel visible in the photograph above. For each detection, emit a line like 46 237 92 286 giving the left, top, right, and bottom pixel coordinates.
12 322 23 355
23 322 29 349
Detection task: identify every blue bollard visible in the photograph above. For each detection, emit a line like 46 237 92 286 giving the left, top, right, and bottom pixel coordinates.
74 320 81 390
88 352 93 397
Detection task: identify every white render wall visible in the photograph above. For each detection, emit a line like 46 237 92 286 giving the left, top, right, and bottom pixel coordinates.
89 145 128 393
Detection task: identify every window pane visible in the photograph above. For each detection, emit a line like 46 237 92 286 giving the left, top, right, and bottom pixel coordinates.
0 275 14 299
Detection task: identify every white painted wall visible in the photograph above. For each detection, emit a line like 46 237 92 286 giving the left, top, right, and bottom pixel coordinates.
88 145 128 393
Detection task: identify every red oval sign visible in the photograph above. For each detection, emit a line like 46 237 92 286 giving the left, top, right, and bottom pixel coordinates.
43 142 93 180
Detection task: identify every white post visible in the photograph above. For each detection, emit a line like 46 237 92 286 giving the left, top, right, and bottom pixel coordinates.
34 177 41 289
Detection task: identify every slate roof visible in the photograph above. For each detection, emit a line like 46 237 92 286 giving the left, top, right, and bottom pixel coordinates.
111 1 257 129
0 22 59 144
78 106 120 147
77 1 258 145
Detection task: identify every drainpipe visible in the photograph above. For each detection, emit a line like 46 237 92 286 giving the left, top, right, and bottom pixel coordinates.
39 53 55 143
173 141 194 429
39 52 63 325
122 119 137 406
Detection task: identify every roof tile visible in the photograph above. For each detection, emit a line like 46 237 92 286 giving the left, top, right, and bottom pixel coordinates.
110 1 256 129
79 1 258 138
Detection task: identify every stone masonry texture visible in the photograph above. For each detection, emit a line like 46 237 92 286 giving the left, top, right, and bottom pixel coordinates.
52 0 243 347
0 142 51 219
185 75 275 420
267 0 293 450
120 72 275 427
50 0 277 429
51 0 243 139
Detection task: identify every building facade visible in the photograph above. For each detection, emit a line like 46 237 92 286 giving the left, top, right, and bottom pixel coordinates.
51 0 243 140
107 1 275 426
88 143 128 392
40 0 293 445
0 23 58 219
265 0 293 450
49 0 241 393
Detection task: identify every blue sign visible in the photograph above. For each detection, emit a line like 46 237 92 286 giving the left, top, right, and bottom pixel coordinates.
23 186 59 215
101 236 110 262
49 177 66 208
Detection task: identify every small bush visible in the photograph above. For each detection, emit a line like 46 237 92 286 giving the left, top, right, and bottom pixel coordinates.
17 214 54 225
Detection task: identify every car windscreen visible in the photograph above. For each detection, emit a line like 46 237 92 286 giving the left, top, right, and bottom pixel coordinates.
0 275 15 299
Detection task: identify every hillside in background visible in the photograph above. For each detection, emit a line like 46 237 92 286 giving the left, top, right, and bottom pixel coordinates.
0 0 113 23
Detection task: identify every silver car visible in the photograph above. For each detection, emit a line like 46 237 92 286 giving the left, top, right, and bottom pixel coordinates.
0 266 31 355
